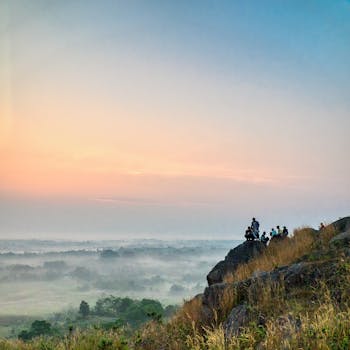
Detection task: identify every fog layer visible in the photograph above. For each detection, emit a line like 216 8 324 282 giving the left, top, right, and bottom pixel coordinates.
0 239 238 315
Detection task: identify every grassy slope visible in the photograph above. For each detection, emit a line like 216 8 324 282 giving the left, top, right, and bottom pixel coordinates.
1 223 350 349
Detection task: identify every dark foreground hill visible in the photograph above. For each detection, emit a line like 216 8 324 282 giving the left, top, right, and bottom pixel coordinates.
1 216 350 349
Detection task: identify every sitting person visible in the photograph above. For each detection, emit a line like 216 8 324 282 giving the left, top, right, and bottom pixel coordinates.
270 228 278 238
319 222 325 230
276 225 283 237
282 226 289 237
260 231 269 245
245 226 255 241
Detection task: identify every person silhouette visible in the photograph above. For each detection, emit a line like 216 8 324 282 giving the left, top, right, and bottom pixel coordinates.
245 226 255 241
260 231 269 245
251 218 260 239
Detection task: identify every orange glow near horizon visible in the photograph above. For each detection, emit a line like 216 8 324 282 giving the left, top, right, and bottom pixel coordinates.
1 88 283 198
0 87 328 199
1 137 279 198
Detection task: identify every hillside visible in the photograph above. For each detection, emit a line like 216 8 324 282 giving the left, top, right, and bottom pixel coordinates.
1 216 350 349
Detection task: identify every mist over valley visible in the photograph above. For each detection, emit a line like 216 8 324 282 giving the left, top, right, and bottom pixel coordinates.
0 239 238 316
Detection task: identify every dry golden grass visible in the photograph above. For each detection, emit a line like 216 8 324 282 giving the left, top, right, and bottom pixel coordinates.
217 286 239 323
134 321 180 350
247 277 287 314
174 295 204 327
186 325 226 350
133 297 205 350
224 227 317 284
188 284 350 350
0 328 129 350
244 287 350 350
318 224 337 246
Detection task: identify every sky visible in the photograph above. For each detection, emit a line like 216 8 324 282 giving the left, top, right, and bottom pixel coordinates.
0 0 349 239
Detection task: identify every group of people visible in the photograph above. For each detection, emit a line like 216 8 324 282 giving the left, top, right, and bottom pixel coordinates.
244 218 289 245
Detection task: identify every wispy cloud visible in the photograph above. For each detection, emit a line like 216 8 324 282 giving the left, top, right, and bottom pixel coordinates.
92 196 213 207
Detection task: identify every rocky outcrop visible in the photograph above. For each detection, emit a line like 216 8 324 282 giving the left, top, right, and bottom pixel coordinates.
203 258 346 317
199 216 350 344
330 230 350 246
331 216 350 233
329 216 350 247
206 240 265 286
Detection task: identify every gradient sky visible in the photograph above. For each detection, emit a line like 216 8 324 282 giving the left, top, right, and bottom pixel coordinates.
0 0 349 239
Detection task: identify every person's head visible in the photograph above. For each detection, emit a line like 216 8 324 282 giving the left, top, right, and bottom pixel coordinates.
283 226 286 229
252 217 256 221
277 225 280 229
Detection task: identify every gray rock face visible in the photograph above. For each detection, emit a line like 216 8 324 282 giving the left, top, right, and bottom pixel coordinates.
331 216 350 233
330 229 350 246
203 260 338 313
206 240 266 286
224 304 249 338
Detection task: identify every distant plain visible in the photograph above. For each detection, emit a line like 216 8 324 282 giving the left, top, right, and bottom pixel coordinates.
0 239 239 316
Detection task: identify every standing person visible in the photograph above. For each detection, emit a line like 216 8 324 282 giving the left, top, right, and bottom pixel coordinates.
282 226 289 237
319 223 325 230
251 218 260 239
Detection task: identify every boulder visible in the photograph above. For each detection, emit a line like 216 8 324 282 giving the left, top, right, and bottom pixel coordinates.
331 216 350 233
224 304 249 338
330 229 350 247
207 240 265 286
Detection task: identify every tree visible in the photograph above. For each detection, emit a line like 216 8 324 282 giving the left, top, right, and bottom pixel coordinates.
79 300 90 318
18 320 52 341
30 320 52 336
